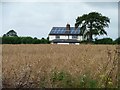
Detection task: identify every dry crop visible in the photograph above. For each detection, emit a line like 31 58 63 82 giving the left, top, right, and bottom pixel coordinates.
2 44 119 88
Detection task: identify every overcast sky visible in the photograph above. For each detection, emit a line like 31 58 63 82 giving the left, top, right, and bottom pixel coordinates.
0 0 119 40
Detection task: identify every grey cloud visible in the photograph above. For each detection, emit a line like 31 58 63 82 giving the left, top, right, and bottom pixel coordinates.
1 0 120 2
85 2 118 9
1 2 118 39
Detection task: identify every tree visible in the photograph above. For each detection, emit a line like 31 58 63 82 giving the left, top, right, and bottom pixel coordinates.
3 30 18 37
75 12 110 42
94 38 113 44
20 37 33 44
114 37 120 44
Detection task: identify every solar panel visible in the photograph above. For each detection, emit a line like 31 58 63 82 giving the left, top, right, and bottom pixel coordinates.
53 30 57 34
75 31 77 34
61 30 63 33
50 29 54 34
61 30 65 34
77 30 80 34
70 30 74 34
49 27 81 35
70 27 74 30
52 27 55 30
57 30 61 34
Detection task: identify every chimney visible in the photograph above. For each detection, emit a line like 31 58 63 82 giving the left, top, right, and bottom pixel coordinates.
66 23 70 31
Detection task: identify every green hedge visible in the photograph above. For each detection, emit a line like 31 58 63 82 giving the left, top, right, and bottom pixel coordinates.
94 38 114 44
80 37 120 44
1 36 120 44
2 36 50 44
114 37 120 44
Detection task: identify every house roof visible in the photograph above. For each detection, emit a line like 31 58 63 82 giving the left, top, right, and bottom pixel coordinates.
52 39 80 43
49 27 81 35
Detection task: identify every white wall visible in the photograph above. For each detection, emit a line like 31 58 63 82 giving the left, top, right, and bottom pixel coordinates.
57 43 79 45
49 35 56 41
49 35 83 41
49 35 69 41
57 43 69 45
75 43 79 45
69 35 82 41
60 35 68 39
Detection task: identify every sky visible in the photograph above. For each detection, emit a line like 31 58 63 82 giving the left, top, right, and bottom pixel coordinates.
0 0 119 40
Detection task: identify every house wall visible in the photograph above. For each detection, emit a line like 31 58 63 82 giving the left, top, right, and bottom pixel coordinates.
49 35 83 41
68 35 82 41
60 35 68 39
50 42 68 44
57 43 79 45
49 35 56 41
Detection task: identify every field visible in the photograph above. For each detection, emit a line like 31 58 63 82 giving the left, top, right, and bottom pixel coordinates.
2 44 119 88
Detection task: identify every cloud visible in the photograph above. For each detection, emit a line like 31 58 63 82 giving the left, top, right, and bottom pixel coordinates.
85 2 118 9
1 0 120 2
0 2 2 35
1 2 119 40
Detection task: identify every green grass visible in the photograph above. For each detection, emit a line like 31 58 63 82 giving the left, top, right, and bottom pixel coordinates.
49 70 118 88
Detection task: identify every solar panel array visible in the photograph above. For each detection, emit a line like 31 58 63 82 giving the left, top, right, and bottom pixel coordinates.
49 27 80 35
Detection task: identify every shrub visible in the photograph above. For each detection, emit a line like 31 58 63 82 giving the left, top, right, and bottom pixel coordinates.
80 40 94 44
50 71 99 88
79 74 98 88
94 38 113 44
114 37 120 44
50 71 75 88
2 36 50 44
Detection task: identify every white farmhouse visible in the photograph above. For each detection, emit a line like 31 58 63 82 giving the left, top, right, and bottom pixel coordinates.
49 24 84 45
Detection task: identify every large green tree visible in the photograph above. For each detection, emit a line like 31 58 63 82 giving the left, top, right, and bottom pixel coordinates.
75 12 110 42
3 30 18 37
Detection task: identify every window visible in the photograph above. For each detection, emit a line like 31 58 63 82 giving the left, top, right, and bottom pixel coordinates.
72 35 78 39
56 35 60 39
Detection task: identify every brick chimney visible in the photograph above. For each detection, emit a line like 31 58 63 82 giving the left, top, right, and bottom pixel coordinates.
66 23 70 31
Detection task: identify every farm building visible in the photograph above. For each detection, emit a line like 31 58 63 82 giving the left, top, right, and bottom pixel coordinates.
49 24 85 45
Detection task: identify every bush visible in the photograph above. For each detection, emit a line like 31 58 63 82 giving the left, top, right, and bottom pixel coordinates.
2 36 50 44
50 71 99 88
51 71 75 88
80 40 94 44
94 38 113 44
114 37 120 44
2 36 21 44
20 37 33 44
79 74 98 88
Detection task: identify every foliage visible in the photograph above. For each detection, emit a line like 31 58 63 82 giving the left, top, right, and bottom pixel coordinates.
2 36 50 44
2 36 21 44
79 74 98 88
75 12 110 42
20 37 33 44
94 38 114 44
80 38 115 44
3 30 18 37
50 70 113 88
2 30 50 44
51 71 75 88
114 37 120 44
80 40 94 44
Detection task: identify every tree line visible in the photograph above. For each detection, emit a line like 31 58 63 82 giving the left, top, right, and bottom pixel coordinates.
1 29 120 44
1 36 120 44
1 36 50 44
1 30 50 44
80 37 120 44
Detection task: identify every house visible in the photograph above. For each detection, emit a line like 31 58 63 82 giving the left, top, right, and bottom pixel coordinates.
49 24 84 45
